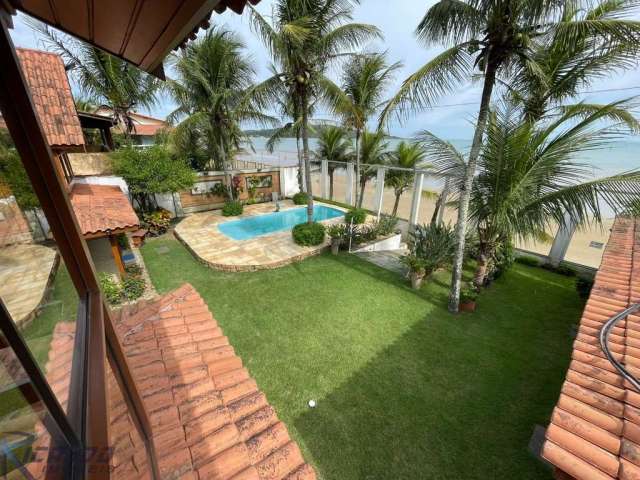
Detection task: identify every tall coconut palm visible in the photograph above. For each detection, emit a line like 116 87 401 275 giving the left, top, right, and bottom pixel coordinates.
249 0 380 223
421 100 640 287
386 141 428 216
29 20 160 135
168 28 275 199
329 52 400 206
379 0 640 312
315 126 352 200
355 130 389 207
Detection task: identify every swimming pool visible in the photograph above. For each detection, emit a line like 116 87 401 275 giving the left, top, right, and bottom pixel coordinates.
218 205 344 240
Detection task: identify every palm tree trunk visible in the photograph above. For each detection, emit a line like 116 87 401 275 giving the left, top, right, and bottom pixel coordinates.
296 131 304 192
329 169 334 200
301 91 314 223
219 136 233 200
474 252 489 287
448 64 497 313
354 128 361 207
392 191 401 216
431 177 450 226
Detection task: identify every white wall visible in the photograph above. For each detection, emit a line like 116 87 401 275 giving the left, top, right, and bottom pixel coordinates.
72 175 129 194
280 167 300 197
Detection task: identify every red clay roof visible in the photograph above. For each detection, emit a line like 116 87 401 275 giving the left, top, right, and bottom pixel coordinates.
542 217 640 479
16 48 84 148
26 284 314 479
69 183 139 236
131 123 167 136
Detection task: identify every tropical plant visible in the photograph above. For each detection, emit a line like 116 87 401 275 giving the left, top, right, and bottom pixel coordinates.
328 52 400 205
222 200 243 217
379 0 640 312
292 222 325 246
344 208 367 225
249 0 381 222
385 141 428 216
421 100 640 287
353 130 390 207
112 145 196 213
315 126 352 200
292 192 309 205
168 27 275 198
30 20 160 135
408 223 457 278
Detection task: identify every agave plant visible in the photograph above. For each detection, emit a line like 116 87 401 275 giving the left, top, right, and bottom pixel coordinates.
421 100 640 287
408 223 457 278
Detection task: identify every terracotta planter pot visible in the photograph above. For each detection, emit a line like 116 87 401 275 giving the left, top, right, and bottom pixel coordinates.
410 271 425 290
330 238 341 255
459 301 477 313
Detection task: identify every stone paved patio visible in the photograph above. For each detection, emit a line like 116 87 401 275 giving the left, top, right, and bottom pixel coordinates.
0 243 58 325
174 200 346 271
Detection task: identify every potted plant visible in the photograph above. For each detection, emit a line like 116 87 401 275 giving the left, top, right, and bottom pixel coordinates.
327 224 346 255
459 283 479 312
401 254 426 290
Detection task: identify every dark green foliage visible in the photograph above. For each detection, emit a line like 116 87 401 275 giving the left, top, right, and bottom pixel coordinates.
460 283 479 303
542 263 577 277
489 241 515 281
112 145 196 213
293 192 309 205
409 223 457 276
222 201 243 217
576 276 594 299
143 209 172 236
124 263 143 276
326 223 347 240
345 208 367 225
372 215 399 237
117 234 130 250
123 276 146 301
0 148 39 211
292 222 325 246
515 255 541 267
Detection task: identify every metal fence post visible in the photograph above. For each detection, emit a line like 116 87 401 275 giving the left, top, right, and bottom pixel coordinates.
345 162 355 206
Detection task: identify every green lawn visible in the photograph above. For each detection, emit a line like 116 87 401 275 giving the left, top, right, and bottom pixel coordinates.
141 236 583 480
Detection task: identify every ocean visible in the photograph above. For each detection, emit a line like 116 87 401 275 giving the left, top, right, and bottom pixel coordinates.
242 136 640 179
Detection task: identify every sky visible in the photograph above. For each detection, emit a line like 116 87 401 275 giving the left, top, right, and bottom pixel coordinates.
8 0 640 140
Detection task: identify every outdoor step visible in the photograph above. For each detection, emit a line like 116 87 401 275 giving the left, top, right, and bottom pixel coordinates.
227 391 268 423
255 441 305 480
245 421 291 464
236 405 279 441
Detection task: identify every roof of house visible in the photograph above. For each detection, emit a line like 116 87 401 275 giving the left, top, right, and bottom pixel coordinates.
93 107 168 137
542 216 640 479
69 183 139 237
26 284 315 479
15 48 84 148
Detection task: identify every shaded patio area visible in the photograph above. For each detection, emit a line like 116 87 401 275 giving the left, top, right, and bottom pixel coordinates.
174 200 346 271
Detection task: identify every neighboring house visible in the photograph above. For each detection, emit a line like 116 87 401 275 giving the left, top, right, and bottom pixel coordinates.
93 106 169 147
14 48 140 277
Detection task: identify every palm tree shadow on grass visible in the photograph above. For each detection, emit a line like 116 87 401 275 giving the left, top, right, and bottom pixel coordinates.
293 267 578 479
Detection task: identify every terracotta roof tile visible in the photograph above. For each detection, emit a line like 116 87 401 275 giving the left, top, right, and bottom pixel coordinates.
69 183 139 236
543 217 640 479
16 48 84 148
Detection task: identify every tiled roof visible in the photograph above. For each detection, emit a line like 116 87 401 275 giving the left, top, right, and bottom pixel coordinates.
131 123 167 136
542 217 640 479
16 48 84 148
25 284 314 479
69 183 139 236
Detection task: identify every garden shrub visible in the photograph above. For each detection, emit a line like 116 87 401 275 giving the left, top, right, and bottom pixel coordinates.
292 192 309 205
117 234 130 249
576 276 594 299
125 263 143 276
372 215 398 237
345 208 367 225
541 262 577 276
143 208 172 236
327 223 347 240
123 276 146 301
408 223 456 276
460 283 479 303
222 200 243 216
99 272 122 305
292 222 325 246
515 255 540 267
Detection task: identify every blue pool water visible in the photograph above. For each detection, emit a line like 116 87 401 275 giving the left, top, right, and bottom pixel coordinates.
219 205 344 240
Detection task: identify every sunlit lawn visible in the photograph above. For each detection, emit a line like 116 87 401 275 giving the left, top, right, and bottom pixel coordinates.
141 236 583 480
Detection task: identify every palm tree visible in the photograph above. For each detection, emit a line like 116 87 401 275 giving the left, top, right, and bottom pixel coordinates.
421 100 640 287
329 52 400 206
355 130 389 207
386 141 428 216
315 126 352 200
249 0 380 223
168 28 275 199
29 20 160 135
379 0 640 312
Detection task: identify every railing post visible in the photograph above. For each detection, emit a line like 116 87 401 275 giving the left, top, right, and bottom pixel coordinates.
409 172 424 227
345 162 355 206
374 167 385 219
321 160 329 199
548 213 577 267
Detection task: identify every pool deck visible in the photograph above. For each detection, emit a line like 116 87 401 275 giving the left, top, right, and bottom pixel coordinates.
174 200 346 271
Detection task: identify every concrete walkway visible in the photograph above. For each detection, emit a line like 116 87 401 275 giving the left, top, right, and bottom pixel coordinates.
354 249 408 276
